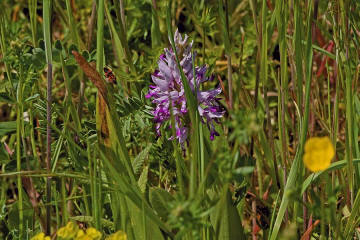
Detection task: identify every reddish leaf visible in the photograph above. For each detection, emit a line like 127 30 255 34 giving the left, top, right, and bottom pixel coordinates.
301 217 319 240
72 51 107 102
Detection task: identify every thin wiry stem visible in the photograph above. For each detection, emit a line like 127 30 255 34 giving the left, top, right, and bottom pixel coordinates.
43 0 53 234
226 54 233 110
95 0 105 230
119 0 126 31
225 0 233 109
16 81 24 238
46 63 52 235
87 0 97 51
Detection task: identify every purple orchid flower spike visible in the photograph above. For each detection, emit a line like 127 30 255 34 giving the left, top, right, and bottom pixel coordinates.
146 29 225 148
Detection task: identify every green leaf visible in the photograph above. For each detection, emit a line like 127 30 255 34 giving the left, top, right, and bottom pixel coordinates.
149 187 175 220
0 121 17 136
218 0 231 54
138 166 148 193
0 144 10 164
31 48 46 70
7 199 34 232
126 199 165 240
81 50 90 61
301 159 360 194
104 1 136 75
132 144 152 175
151 5 161 48
0 92 14 103
25 93 39 102
233 166 254 175
345 189 360 238
211 187 245 239
99 148 173 236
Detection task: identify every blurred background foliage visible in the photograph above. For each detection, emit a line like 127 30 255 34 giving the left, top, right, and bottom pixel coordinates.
1 0 360 239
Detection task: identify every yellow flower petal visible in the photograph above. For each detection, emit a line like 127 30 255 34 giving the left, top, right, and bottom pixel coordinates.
65 221 80 232
76 229 86 237
57 221 79 239
30 233 51 240
86 228 102 240
303 136 335 172
76 235 92 240
105 230 127 240
31 232 45 240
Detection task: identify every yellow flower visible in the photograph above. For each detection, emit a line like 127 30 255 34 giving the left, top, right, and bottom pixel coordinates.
76 229 86 238
303 136 335 172
57 221 79 239
76 235 92 240
74 228 102 240
30 232 51 240
105 230 127 240
86 228 102 240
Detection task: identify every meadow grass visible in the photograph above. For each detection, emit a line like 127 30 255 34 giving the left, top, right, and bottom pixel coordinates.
0 0 360 239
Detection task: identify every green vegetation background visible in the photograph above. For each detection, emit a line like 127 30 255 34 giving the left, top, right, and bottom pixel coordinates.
1 0 360 239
